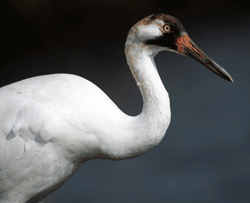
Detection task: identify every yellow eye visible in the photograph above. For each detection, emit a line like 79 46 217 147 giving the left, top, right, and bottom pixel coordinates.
163 25 170 32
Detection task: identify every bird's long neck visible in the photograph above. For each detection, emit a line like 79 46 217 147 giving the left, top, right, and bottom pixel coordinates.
112 36 171 159
125 42 170 119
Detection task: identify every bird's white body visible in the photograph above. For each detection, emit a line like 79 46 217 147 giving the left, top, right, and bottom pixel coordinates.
0 14 232 203
0 25 170 201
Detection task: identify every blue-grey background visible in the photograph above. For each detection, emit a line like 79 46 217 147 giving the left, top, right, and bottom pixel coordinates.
1 0 250 202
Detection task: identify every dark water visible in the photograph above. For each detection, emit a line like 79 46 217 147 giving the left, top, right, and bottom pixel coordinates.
1 1 250 202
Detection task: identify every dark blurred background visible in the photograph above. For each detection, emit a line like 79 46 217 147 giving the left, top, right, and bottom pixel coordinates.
1 0 250 202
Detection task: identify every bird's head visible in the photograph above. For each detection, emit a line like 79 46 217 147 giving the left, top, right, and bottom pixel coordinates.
126 14 233 82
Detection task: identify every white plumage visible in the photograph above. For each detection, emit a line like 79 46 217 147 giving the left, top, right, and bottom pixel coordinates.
0 14 232 203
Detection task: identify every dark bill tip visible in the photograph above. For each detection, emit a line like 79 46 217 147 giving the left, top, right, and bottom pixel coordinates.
205 59 234 83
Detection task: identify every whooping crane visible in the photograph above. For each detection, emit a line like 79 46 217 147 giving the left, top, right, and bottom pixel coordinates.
0 14 233 203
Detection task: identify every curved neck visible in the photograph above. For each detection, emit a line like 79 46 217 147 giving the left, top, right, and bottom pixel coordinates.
125 40 170 120
116 39 171 158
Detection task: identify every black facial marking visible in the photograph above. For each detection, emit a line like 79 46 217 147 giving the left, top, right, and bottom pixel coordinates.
145 33 178 50
144 24 181 50
167 25 181 38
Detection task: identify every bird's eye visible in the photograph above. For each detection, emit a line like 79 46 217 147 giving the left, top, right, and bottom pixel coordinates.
163 25 170 32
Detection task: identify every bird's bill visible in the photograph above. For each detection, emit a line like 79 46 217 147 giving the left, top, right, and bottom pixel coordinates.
175 35 234 82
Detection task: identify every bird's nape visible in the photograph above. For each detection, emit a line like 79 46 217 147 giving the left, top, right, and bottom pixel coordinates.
175 34 234 82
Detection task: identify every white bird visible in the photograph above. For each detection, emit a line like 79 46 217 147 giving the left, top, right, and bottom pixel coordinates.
0 14 233 203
